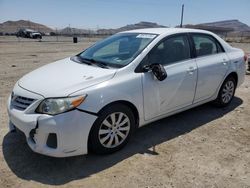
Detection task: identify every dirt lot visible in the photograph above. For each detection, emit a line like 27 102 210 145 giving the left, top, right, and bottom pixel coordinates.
0 36 250 188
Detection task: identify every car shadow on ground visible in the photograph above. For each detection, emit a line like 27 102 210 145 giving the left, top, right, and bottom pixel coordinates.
2 97 243 185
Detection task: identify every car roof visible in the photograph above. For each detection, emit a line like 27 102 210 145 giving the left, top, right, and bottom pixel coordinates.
120 27 234 53
121 28 213 36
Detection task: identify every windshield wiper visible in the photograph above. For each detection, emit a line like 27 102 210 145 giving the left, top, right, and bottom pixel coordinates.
71 56 92 65
81 57 109 69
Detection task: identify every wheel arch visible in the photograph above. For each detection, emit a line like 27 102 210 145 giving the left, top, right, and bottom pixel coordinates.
213 71 238 107
97 100 140 128
215 71 238 98
87 100 140 152
226 72 238 86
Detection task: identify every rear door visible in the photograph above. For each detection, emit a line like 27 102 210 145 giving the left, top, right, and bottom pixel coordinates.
191 34 229 103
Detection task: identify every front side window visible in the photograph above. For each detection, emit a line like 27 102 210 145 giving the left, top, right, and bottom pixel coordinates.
147 35 191 66
78 33 157 68
192 34 223 57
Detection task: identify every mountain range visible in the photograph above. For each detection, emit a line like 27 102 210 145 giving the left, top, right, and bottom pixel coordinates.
96 22 166 35
0 20 53 34
198 20 250 32
0 19 250 36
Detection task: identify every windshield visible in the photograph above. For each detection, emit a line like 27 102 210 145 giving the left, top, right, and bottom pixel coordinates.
78 33 157 68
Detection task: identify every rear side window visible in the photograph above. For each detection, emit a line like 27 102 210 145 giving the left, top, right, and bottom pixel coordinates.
192 34 223 57
148 35 191 65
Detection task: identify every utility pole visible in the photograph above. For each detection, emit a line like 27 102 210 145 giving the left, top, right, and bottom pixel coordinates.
56 28 58 42
180 4 184 28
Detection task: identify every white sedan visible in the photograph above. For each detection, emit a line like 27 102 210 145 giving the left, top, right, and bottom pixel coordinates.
7 28 246 157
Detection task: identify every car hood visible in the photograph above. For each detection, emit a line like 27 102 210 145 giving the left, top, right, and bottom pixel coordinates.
18 58 117 98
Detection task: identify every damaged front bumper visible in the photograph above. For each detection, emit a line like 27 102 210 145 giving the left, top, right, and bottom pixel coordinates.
7 87 97 157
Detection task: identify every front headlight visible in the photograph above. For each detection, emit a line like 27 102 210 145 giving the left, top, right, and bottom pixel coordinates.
36 95 87 115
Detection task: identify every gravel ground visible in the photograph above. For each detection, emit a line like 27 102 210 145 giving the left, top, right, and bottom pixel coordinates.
0 36 250 188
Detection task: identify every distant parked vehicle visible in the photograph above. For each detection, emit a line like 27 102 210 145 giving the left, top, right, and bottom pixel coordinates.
16 28 42 39
8 28 246 157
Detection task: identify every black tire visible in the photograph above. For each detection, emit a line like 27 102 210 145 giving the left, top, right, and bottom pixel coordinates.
88 104 135 154
213 76 236 107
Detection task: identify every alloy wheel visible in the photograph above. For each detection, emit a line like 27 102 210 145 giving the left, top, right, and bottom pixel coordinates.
221 80 235 103
98 112 130 148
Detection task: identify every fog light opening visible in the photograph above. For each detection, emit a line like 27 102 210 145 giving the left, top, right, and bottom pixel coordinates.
46 133 58 149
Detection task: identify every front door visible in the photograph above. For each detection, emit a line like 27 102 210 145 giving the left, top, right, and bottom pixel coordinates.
142 34 197 120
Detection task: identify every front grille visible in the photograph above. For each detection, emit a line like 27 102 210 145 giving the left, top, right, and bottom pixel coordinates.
11 95 35 110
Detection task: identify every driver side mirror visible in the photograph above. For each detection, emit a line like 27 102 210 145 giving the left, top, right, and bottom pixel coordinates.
142 63 167 81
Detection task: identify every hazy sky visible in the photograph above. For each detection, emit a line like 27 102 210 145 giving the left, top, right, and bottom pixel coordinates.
0 0 249 29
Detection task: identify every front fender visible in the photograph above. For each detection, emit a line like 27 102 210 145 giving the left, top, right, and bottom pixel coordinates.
70 73 144 124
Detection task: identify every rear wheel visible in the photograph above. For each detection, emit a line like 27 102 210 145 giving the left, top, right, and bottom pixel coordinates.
213 76 236 107
89 104 135 154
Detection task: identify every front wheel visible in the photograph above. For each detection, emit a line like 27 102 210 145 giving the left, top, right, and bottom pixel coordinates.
213 77 236 107
89 104 135 154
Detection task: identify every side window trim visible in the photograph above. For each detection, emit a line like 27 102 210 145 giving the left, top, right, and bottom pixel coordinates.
215 41 224 53
135 33 192 73
150 34 191 62
187 33 196 58
190 33 225 58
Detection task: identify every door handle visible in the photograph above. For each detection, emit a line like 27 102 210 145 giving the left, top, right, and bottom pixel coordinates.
187 67 195 74
222 59 228 65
